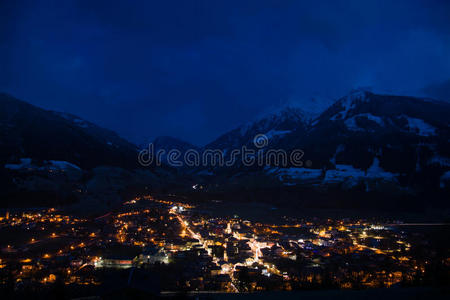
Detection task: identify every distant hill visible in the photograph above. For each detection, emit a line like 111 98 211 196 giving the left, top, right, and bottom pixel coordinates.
0 93 139 169
0 93 179 210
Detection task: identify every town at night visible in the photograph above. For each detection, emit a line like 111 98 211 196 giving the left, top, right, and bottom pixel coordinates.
0 194 448 297
1 1 449 298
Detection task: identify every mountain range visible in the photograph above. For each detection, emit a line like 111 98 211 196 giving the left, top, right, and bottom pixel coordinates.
0 93 178 211
0 93 139 169
161 90 450 212
179 90 448 186
1 90 449 214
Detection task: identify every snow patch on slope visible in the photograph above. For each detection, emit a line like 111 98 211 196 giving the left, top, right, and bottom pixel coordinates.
404 116 436 136
323 158 398 187
55 112 90 128
428 156 450 167
323 164 365 185
331 90 369 120
265 167 322 185
4 158 33 170
48 160 81 170
330 144 345 165
5 158 81 171
366 158 397 180
265 130 292 139
344 113 385 131
267 157 398 189
72 118 89 128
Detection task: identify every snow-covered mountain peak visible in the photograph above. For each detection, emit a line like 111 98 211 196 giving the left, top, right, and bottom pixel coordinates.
263 106 308 123
52 111 91 128
346 88 370 100
236 96 335 137
238 106 308 137
258 95 334 123
330 89 371 120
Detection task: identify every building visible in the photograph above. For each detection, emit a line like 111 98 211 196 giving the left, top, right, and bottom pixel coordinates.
97 244 141 268
140 246 169 264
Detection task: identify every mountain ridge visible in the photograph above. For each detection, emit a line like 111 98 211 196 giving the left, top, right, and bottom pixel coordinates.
188 90 450 198
0 93 140 170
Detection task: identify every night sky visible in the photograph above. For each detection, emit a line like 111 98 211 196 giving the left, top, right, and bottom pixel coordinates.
1 0 450 145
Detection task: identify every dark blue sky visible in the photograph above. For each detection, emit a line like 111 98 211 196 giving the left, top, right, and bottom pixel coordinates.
1 0 450 145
